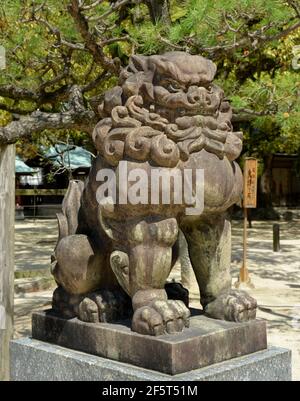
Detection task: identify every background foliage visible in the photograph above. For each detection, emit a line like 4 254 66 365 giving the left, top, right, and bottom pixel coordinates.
0 0 299 165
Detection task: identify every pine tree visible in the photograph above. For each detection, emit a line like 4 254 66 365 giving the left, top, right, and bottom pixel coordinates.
0 0 299 163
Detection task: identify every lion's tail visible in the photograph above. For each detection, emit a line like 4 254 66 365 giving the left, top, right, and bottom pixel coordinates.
57 180 84 241
51 180 84 274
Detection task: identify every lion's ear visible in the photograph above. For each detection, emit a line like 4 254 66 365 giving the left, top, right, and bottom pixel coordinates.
206 60 217 81
103 86 123 115
129 55 149 72
148 55 170 74
141 82 154 100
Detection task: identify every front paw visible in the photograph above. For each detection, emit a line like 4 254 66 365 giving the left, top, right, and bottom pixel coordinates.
204 290 257 322
132 300 190 336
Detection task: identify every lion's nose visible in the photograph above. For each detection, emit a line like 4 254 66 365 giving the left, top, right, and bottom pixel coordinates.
187 87 207 104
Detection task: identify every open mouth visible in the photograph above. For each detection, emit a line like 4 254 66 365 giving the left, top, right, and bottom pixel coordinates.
153 105 219 122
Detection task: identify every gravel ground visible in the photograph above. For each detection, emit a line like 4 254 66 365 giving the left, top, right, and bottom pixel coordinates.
14 218 300 380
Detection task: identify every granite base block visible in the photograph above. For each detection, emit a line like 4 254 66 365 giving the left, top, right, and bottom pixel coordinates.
10 338 292 381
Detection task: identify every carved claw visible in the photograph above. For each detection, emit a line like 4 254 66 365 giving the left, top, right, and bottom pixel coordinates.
132 300 190 336
110 251 130 295
204 289 257 323
78 297 99 323
78 289 131 323
52 286 83 319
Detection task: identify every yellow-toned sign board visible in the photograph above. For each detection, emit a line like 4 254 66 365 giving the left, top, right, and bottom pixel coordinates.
244 158 258 209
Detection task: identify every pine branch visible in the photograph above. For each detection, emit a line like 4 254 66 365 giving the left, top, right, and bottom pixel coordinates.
81 0 106 11
232 107 273 122
0 86 97 145
68 0 120 73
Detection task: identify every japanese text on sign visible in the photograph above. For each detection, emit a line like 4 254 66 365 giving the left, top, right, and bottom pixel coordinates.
244 158 258 208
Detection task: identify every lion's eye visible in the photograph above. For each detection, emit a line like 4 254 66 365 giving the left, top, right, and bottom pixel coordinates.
160 79 183 93
168 82 182 93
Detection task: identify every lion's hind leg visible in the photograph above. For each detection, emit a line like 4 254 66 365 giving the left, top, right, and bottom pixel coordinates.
182 213 257 322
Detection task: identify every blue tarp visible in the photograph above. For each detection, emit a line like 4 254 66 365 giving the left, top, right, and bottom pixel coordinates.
15 156 36 174
44 145 92 170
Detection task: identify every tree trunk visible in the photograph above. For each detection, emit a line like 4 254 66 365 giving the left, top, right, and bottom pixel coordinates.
0 145 15 381
260 154 273 208
145 0 171 24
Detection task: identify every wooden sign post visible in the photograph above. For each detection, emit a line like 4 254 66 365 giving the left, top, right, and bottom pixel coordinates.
236 158 258 288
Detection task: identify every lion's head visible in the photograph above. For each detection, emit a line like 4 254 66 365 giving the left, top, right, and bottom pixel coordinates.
93 52 242 168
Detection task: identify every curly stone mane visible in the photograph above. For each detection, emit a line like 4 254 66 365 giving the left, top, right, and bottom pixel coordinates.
93 52 243 168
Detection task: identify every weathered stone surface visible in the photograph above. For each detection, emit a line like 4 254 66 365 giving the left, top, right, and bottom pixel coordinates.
32 310 267 375
50 51 257 337
10 338 291 381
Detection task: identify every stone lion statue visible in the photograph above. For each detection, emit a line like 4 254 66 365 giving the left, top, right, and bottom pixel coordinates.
51 52 257 336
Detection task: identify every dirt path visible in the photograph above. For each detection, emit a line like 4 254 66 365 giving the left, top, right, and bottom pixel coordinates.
14 219 300 380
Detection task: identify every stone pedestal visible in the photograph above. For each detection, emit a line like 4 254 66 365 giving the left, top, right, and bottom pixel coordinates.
10 338 291 381
10 309 291 381
31 310 267 375
15 206 24 221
